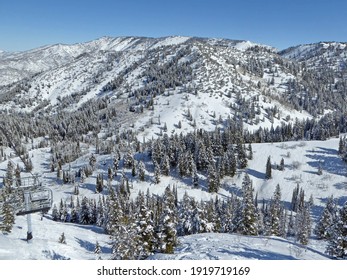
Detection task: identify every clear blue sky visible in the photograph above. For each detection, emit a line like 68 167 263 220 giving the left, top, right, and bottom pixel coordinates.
0 0 346 51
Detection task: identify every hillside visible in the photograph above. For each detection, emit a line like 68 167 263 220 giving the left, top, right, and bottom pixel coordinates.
0 133 346 260
0 36 347 260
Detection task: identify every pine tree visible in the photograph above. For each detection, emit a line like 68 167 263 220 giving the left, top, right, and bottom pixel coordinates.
111 223 141 260
248 143 253 160
291 184 300 212
295 204 311 245
338 137 345 155
265 156 272 179
15 164 21 186
178 192 194 236
5 161 14 187
177 151 186 177
96 174 104 193
0 201 15 233
135 197 155 258
236 174 258 235
269 184 283 236
94 241 102 260
315 204 334 240
124 150 134 168
237 142 248 169
138 161 145 181
113 156 119 176
58 232 66 244
80 196 91 224
314 196 337 239
279 158 285 171
154 162 160 184
326 202 347 259
207 163 220 193
51 204 59 221
317 162 323 175
287 211 295 237
89 154 96 170
158 186 177 254
131 163 137 177
192 162 199 188
161 154 170 176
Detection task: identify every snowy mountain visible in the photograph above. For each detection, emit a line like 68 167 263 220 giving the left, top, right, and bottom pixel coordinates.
0 36 321 133
280 41 347 71
1 36 347 260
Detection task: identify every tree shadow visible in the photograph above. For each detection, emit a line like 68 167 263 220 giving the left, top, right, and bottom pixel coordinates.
220 247 296 260
305 147 346 177
246 168 265 180
75 237 111 254
333 182 347 191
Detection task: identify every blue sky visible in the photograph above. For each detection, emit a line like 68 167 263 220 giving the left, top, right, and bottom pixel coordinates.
0 0 346 51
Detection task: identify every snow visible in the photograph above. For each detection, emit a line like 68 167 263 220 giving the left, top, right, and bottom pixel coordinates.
149 233 329 260
0 214 110 260
1 135 346 260
150 36 190 49
1 36 346 261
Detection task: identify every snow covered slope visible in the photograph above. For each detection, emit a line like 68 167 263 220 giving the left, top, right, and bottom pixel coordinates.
150 233 329 260
280 41 347 72
0 134 345 260
0 36 322 138
1 36 347 260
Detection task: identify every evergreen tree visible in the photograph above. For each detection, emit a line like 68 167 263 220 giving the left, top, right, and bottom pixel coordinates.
315 204 334 240
237 142 248 169
326 202 347 259
5 161 14 187
279 158 285 171
123 150 134 168
111 223 141 260
177 192 194 236
177 151 187 177
0 201 15 233
236 174 258 235
154 162 161 184
265 156 272 179
291 184 300 212
89 154 96 170
158 186 177 254
80 196 91 224
51 204 59 221
15 164 21 186
248 143 253 160
94 241 102 260
338 137 345 155
113 156 119 176
287 211 296 237
161 154 170 176
58 232 66 244
192 162 199 188
314 196 337 239
138 161 145 181
295 204 312 245
207 163 220 193
96 174 104 193
135 196 155 258
269 184 283 236
131 163 137 177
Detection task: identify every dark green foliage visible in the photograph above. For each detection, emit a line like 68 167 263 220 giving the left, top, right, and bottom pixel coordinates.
326 202 347 259
236 174 258 235
0 202 15 233
59 232 66 244
96 174 104 193
265 156 272 179
207 163 220 193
